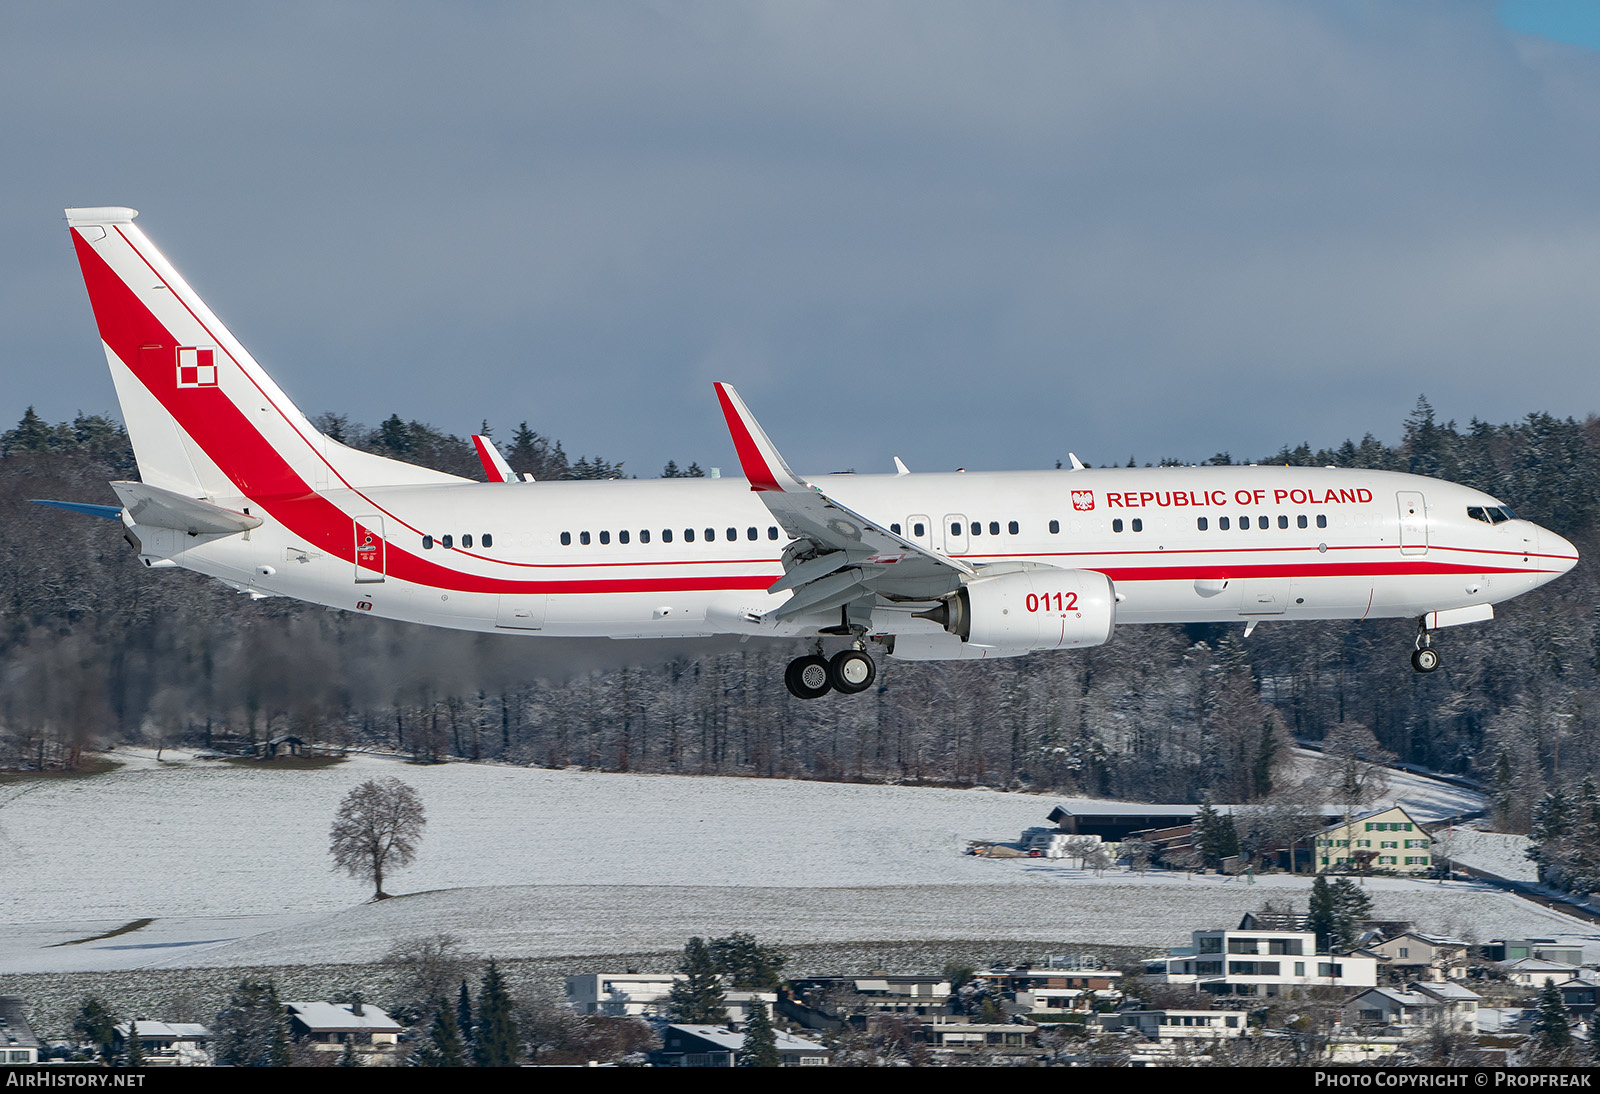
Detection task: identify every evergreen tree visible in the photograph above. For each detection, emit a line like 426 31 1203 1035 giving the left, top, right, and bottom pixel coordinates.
378 413 413 455
473 960 519 1067
738 1000 781 1067
667 937 728 1023
1195 800 1240 868
214 978 290 1067
2 407 53 454
1309 876 1336 951
1530 979 1573 1053
124 1019 144 1067
1310 877 1372 952
72 996 117 1062
707 932 787 990
415 1004 466 1067
457 978 474 1047
338 1041 361 1067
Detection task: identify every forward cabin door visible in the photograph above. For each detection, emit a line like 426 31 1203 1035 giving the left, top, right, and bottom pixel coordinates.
1397 491 1428 555
354 515 386 583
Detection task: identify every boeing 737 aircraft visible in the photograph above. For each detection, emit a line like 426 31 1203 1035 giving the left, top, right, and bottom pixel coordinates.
49 207 1579 699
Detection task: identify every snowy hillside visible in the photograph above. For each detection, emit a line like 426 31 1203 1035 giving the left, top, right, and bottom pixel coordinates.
1 749 1592 974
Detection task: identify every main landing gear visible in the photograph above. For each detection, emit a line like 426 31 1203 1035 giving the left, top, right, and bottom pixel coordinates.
784 647 877 699
1411 623 1441 674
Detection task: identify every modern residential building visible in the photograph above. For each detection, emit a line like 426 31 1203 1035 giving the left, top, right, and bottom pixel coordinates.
565 973 777 1021
1164 926 1378 996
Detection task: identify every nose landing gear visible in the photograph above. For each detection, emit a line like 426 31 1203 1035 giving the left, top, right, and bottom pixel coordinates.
1411 624 1440 673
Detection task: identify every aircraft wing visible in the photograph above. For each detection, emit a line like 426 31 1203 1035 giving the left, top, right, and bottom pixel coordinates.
714 383 971 621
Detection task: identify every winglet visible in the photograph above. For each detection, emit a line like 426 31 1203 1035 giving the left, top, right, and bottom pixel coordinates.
472 434 516 483
713 383 803 493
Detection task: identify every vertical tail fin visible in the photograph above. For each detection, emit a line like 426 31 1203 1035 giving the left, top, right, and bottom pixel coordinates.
65 207 465 500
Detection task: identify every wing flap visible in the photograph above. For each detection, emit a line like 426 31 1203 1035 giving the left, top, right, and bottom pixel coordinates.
713 383 971 620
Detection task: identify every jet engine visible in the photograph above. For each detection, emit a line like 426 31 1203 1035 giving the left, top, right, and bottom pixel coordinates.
920 567 1116 651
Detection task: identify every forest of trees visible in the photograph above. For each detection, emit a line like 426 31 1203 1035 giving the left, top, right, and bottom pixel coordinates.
2 399 1596 829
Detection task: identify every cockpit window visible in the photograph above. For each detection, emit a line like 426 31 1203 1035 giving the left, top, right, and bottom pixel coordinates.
1467 505 1517 525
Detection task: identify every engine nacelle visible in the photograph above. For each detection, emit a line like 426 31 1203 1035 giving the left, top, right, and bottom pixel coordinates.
933 568 1116 651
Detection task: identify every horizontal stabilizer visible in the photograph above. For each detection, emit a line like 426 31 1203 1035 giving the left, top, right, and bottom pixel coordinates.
30 499 123 520
110 480 263 535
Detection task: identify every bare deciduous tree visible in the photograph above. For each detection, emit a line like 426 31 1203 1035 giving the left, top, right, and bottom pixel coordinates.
329 777 426 900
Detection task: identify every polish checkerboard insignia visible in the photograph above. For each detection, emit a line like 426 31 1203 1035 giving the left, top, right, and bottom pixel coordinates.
176 347 219 388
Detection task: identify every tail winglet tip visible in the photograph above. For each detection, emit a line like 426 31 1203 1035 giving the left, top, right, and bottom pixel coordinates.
66 207 138 226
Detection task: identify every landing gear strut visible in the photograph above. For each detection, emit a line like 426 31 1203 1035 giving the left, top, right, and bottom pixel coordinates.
1411 625 1440 674
783 648 878 699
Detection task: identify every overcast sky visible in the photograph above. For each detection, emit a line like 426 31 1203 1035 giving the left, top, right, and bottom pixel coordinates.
6 1 1600 477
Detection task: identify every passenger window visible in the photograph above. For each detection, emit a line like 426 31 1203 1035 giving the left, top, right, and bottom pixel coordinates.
619 530 630 544
640 530 650 543
599 531 609 545
891 523 901 534
747 527 757 540
1220 517 1230 530
663 529 673 543
1298 515 1308 529
482 533 492 548
1008 521 1019 535
684 528 695 542
1258 516 1269 530
705 528 715 542
914 522 925 537
442 534 454 548
726 527 736 541
768 526 779 540
1238 515 1249 530
1049 520 1060 534
951 522 961 536
1317 514 1328 528
971 521 981 536
579 532 590 545
1113 519 1124 533
462 534 473 548
1197 517 1207 531
1131 518 1143 532
423 535 434 549
560 532 570 546
989 521 1000 536
1278 516 1288 529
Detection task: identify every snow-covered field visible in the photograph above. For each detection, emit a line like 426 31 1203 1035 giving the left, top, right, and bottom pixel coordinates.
1 749 1592 975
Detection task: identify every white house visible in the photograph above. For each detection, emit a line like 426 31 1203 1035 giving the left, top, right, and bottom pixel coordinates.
1164 927 1378 996
284 1001 401 1061
564 974 775 1021
1115 1009 1247 1042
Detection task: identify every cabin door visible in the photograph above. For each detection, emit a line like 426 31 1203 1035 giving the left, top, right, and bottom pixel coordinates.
1397 491 1428 555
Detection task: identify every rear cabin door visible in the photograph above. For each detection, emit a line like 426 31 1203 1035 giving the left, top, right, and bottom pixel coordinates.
354 515 386 583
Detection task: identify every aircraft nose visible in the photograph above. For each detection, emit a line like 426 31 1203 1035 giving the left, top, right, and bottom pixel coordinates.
1539 527 1579 573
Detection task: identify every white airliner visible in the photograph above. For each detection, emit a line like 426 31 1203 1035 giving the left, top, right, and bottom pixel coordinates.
49 207 1578 698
